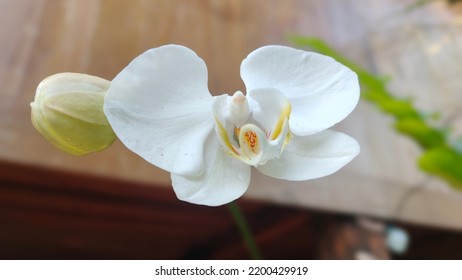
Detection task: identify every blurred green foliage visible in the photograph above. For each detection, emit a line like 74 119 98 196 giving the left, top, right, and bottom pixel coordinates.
405 0 462 13
290 36 462 190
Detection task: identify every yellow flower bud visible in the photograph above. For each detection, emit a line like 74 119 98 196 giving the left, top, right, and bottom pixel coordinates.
31 73 116 156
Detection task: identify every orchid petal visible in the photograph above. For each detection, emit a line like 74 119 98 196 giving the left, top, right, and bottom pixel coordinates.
104 45 214 176
257 130 360 180
171 136 251 206
247 88 291 140
241 45 359 136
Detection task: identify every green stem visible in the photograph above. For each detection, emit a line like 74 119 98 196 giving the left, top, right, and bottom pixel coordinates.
227 201 262 260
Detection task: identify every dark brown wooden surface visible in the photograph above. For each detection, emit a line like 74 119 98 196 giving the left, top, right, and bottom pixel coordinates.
0 160 317 259
1 160 462 259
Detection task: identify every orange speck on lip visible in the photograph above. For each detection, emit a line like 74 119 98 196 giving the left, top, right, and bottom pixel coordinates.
244 130 258 153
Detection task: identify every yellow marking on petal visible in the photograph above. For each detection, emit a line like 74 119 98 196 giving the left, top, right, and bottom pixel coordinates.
269 101 291 140
283 130 292 148
232 127 240 145
214 117 240 155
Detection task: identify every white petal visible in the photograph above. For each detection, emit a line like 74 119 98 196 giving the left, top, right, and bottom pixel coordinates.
104 45 214 176
247 88 291 139
241 45 359 136
171 136 251 206
256 130 360 180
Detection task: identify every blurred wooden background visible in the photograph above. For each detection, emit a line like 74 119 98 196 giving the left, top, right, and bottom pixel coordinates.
1 0 462 258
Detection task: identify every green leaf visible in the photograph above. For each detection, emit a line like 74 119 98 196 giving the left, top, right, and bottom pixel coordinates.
419 148 462 190
394 119 446 149
379 99 420 119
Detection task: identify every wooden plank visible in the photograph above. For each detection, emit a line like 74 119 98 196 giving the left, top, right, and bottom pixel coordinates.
0 160 328 259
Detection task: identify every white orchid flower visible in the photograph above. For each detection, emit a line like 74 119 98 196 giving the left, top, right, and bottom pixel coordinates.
104 45 360 206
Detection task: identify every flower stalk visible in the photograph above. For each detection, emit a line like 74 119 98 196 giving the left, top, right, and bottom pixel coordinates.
227 201 262 260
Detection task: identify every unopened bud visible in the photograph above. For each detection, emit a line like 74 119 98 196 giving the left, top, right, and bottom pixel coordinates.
31 73 116 156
